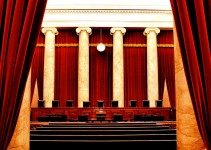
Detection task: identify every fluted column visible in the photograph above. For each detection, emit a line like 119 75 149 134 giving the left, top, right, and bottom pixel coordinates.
174 24 205 149
7 70 31 150
42 27 58 107
143 27 160 107
110 27 126 108
76 27 92 108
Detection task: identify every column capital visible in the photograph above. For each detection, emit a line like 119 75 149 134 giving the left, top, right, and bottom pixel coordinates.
110 27 126 35
76 27 92 35
143 27 160 36
41 27 59 35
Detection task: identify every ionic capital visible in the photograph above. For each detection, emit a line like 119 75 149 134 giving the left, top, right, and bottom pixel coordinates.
76 27 92 35
110 27 126 35
143 27 160 36
41 27 59 35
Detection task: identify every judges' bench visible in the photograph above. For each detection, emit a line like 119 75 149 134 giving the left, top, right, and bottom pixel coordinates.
31 107 174 122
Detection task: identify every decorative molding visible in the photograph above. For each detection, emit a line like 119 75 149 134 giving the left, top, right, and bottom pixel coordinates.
36 43 174 48
42 8 173 28
45 9 172 14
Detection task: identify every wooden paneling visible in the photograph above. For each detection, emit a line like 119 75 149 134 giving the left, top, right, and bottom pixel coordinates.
31 107 172 121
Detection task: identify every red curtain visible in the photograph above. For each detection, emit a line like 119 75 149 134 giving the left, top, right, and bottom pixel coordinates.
123 30 147 107
55 30 78 107
0 0 47 149
89 29 113 107
171 0 211 149
31 33 44 100
157 31 175 108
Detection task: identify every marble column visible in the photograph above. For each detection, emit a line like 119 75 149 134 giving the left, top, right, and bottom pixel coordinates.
143 27 160 107
174 25 205 149
110 27 126 108
76 27 92 108
42 27 58 107
7 70 31 150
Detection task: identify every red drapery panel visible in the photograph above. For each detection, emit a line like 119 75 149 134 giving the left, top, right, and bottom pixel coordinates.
171 0 211 149
123 30 147 107
55 30 78 107
0 0 47 149
31 33 44 100
89 29 113 107
157 31 175 108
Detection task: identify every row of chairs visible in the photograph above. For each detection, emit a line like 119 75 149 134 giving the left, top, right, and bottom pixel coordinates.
38 100 163 108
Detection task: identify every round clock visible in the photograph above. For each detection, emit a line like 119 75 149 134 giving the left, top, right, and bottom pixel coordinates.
97 43 106 52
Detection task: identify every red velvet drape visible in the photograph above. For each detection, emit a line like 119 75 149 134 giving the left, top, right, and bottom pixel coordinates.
31 33 44 100
89 29 113 107
0 0 47 149
123 30 147 107
157 31 175 108
55 30 78 107
171 0 211 149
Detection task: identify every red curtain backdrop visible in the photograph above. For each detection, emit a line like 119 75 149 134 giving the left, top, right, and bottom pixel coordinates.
89 29 113 107
157 31 175 108
123 30 147 107
171 0 211 149
0 0 47 149
31 33 44 100
54 30 78 107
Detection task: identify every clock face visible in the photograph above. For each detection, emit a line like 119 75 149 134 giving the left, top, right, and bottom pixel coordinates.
97 43 106 52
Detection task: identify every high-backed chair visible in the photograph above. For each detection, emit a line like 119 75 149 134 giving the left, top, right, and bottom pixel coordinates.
130 100 137 107
38 100 45 107
155 100 163 107
142 100 150 107
97 100 104 107
52 100 59 107
83 101 91 108
111 100 118 107
66 100 74 107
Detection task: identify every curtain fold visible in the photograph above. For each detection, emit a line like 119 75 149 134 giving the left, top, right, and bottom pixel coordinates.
170 0 211 149
54 30 78 107
157 31 175 108
31 33 44 101
0 0 47 149
89 29 113 107
123 30 147 107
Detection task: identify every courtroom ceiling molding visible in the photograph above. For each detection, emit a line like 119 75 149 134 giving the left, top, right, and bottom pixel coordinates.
45 9 172 14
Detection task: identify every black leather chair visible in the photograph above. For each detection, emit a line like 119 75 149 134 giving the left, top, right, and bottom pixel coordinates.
97 100 104 107
130 100 137 107
155 100 163 107
83 101 90 107
111 100 118 107
66 100 74 107
142 100 150 107
52 100 59 107
38 100 45 107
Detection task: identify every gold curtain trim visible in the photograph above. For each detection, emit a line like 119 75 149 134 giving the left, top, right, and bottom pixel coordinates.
36 43 174 48
157 44 174 47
